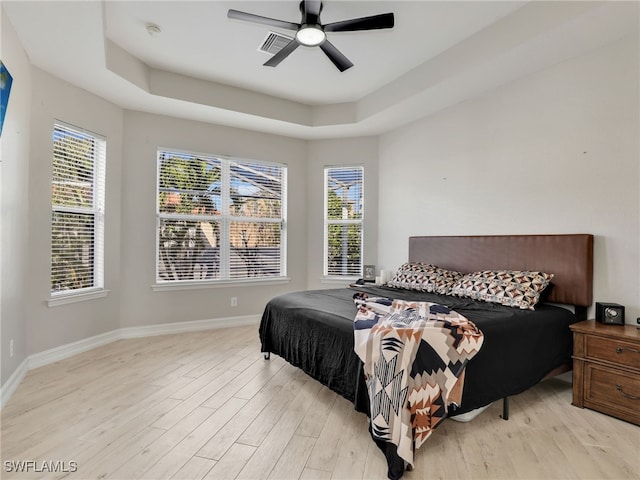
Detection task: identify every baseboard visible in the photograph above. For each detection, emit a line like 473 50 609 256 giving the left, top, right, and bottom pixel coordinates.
1 358 28 409
555 371 573 383
28 330 121 370
119 315 260 339
1 314 261 409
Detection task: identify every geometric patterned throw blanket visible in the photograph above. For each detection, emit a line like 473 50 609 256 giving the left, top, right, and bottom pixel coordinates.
353 293 484 473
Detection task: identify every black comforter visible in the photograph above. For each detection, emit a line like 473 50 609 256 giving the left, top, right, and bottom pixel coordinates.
258 285 578 416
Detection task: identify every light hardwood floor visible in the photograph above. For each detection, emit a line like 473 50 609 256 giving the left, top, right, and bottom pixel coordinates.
1 325 638 480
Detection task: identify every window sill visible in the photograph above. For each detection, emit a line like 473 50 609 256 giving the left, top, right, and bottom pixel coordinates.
151 277 291 292
321 277 359 286
47 288 110 307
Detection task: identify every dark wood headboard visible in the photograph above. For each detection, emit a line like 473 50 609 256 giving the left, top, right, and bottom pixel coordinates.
408 234 593 312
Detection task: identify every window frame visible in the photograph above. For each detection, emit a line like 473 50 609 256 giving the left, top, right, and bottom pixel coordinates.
155 148 288 286
323 165 364 279
49 120 107 303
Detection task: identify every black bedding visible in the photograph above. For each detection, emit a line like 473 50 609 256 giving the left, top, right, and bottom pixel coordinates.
258 285 579 416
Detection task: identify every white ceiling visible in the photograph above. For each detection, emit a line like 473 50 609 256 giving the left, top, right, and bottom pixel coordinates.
3 1 638 139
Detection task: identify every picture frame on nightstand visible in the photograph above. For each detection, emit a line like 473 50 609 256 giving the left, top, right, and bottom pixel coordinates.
363 264 376 282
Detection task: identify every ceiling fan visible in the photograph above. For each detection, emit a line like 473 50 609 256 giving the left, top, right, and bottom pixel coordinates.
227 1 394 72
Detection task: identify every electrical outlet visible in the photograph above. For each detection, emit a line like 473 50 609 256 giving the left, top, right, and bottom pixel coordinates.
231 297 238 307
636 317 640 326
9 339 14 358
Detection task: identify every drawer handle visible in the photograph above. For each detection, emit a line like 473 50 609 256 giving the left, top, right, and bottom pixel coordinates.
615 347 639 355
616 384 640 401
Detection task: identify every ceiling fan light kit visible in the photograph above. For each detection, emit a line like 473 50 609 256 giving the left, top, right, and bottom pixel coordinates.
296 25 326 46
228 0 394 72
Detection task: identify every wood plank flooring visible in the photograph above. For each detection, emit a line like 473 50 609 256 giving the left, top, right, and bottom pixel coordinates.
1 325 638 479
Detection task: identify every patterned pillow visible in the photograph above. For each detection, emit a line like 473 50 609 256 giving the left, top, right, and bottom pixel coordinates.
387 263 421 290
450 270 554 310
387 263 463 295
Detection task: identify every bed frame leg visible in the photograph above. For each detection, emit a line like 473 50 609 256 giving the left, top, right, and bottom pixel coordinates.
264 352 270 360
500 397 509 420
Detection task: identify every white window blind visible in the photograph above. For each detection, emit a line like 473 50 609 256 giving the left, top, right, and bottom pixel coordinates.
157 150 287 283
324 166 363 277
51 122 106 295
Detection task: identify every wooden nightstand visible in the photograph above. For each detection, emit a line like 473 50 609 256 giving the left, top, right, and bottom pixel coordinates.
570 320 640 425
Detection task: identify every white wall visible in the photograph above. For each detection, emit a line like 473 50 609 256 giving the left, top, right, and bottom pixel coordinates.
22 79 311 356
118 111 308 328
0 8 31 386
26 68 124 355
378 33 640 323
307 137 379 290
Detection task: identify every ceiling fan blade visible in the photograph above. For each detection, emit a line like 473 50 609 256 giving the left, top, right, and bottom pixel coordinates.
324 12 394 32
227 9 299 31
302 0 323 24
264 39 300 67
319 40 353 72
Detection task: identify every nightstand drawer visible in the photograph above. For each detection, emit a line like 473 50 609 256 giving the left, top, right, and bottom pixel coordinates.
585 335 640 370
584 363 640 425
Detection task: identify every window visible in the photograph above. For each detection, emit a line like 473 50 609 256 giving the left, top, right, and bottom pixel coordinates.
157 150 286 283
324 166 363 277
51 122 106 295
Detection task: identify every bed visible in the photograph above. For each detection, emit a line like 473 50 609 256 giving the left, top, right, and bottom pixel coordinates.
259 234 593 476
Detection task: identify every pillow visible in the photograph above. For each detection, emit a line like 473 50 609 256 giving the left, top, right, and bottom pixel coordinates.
387 263 463 295
450 270 554 310
386 262 422 290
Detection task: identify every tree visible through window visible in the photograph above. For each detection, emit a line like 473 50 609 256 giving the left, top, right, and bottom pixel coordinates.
157 150 286 283
324 166 363 277
51 122 106 294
